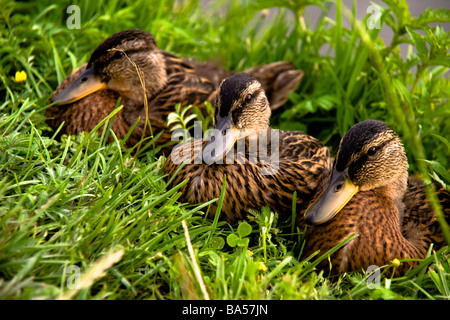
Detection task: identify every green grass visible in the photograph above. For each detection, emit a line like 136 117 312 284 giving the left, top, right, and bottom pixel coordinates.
0 0 449 300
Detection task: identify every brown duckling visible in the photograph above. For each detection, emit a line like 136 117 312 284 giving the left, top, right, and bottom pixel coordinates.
303 120 449 276
47 29 215 153
47 29 303 151
164 73 331 222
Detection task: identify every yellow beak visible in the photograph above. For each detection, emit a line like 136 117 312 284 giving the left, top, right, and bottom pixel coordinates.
202 114 240 164
51 66 107 105
304 168 359 225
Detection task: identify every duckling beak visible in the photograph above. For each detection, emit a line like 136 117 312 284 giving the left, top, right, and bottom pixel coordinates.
304 168 359 225
202 114 240 164
51 66 107 105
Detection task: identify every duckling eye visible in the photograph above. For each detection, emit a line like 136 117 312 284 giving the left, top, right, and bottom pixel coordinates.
244 94 252 104
367 146 377 156
112 51 124 60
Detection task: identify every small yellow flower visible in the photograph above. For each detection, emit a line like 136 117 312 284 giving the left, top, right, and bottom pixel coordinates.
391 258 401 268
258 262 268 272
12 70 27 83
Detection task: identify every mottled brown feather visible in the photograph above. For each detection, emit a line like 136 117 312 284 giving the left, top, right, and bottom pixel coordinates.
401 180 450 250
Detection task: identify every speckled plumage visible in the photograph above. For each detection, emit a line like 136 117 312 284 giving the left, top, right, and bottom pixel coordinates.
164 73 331 222
401 179 450 250
303 120 449 276
47 29 303 152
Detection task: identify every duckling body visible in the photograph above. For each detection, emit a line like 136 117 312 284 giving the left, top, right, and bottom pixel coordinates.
164 73 330 222
47 29 303 151
303 120 449 275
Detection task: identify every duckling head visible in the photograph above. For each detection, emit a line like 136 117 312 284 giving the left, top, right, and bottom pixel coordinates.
216 73 271 131
203 73 271 164
51 29 167 107
305 120 409 225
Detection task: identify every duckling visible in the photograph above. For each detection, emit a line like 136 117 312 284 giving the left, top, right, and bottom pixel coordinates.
47 29 303 151
303 120 449 276
47 29 215 153
164 73 331 222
